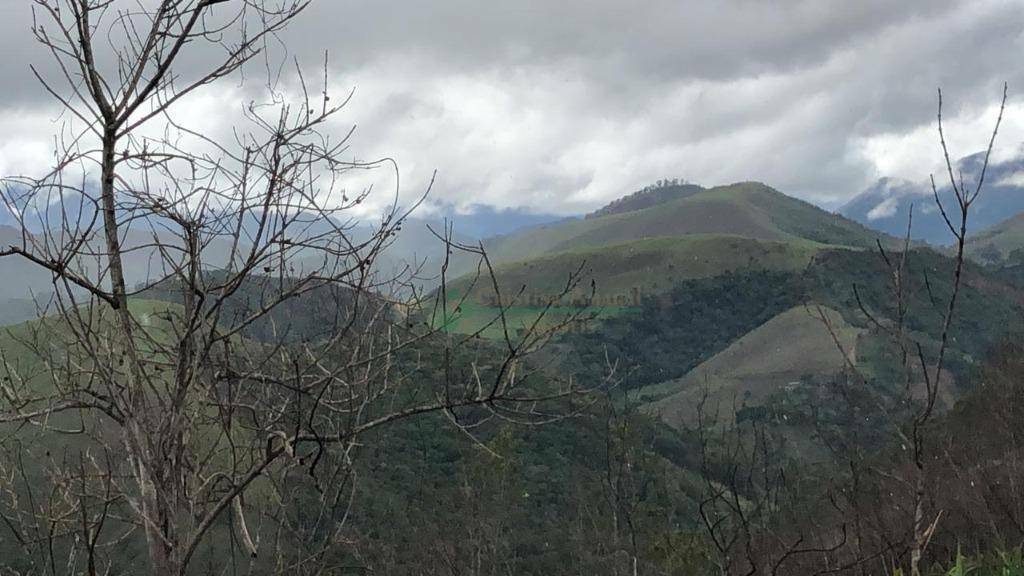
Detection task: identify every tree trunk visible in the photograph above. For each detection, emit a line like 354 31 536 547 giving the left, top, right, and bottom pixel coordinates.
910 470 925 576
100 129 179 576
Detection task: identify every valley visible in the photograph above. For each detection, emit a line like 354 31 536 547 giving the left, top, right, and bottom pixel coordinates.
0 2 1020 573
5 178 1024 575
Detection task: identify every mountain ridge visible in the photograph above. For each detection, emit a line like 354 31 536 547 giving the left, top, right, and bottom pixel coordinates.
585 182 705 219
841 150 1024 245
439 180 898 337
477 180 894 267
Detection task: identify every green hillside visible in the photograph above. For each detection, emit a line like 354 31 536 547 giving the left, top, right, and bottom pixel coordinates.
448 234 820 307
640 305 859 429
478 181 890 266
556 246 1024 428
0 299 179 377
439 234 822 339
440 181 891 338
0 297 340 572
5 243 1024 574
967 212 1024 263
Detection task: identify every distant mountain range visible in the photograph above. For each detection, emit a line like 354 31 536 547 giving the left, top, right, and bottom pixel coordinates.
423 203 565 238
6 174 1024 494
5 156 1024 329
840 150 1024 246
0 193 565 325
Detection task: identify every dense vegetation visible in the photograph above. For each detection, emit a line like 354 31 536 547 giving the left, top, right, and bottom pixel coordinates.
320 242 1024 574
5 208 1024 576
561 269 806 390
5 166 1024 574
0 0 1019 572
107 230 1024 574
560 247 1024 394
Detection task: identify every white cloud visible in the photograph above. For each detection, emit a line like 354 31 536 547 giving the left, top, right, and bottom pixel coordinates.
997 170 1024 187
854 100 1024 186
0 107 63 179
867 196 901 220
0 0 1021 221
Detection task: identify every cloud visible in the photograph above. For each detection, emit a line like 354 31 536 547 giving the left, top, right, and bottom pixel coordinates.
0 0 1020 218
867 196 900 220
998 171 1024 187
853 100 1024 187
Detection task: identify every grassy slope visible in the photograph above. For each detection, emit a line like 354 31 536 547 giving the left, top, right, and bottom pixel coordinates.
967 212 1024 260
432 301 635 340
451 234 821 301
440 182 890 338
440 235 821 338
480 181 888 265
0 298 707 573
639 305 860 429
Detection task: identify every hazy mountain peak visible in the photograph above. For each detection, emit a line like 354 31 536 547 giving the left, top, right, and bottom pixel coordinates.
842 149 1024 246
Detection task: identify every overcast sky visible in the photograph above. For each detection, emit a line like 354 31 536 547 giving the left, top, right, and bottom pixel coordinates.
0 0 1022 215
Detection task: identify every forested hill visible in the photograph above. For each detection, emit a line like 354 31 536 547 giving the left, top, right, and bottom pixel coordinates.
585 180 705 219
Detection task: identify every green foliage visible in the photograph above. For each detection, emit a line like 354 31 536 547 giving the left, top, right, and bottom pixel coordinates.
927 547 1024 576
142 271 370 343
561 269 805 390
441 234 818 339
968 211 1024 264
808 248 1024 382
340 395 706 574
946 547 973 576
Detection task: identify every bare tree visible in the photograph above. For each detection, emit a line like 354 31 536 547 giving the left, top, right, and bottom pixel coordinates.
598 386 650 576
0 2 598 575
903 83 1007 576
816 83 1008 576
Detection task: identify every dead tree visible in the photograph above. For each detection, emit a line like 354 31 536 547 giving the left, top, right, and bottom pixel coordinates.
0 2 598 575
817 84 1008 576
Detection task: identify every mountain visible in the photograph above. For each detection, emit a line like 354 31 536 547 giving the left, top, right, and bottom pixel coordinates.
0 222 244 326
316 206 565 295
479 181 890 266
439 181 895 337
644 305 858 429
6 181 1024 575
966 212 1024 263
362 217 476 294
0 200 550 325
0 226 67 324
425 204 564 238
841 151 1024 245
568 245 1024 432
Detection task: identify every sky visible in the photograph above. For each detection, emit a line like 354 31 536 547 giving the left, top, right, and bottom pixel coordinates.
0 0 1022 216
